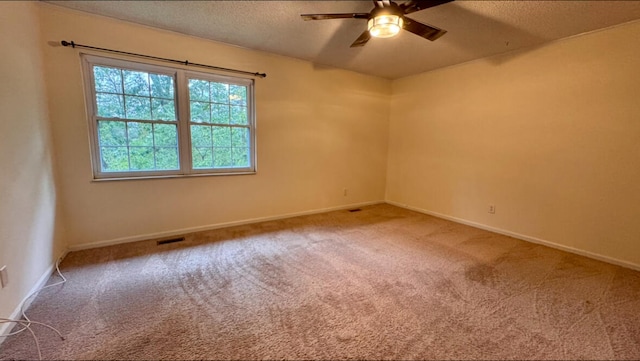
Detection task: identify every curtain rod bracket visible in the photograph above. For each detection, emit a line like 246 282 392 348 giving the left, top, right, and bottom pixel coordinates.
59 40 266 78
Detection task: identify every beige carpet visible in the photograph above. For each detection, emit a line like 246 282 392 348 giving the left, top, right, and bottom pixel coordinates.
1 204 639 360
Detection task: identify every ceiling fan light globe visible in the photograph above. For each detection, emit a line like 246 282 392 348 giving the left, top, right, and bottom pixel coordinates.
368 15 403 38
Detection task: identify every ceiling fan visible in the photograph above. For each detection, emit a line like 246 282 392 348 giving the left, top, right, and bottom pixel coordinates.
301 0 453 47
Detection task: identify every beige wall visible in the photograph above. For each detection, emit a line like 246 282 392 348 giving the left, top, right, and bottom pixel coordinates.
0 2 66 330
387 21 640 266
38 4 391 248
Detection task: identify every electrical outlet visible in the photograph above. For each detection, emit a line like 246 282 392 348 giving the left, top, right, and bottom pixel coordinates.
343 188 348 196
0 265 7 288
488 205 496 214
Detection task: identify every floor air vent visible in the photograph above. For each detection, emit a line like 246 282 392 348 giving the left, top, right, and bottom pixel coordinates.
156 237 185 246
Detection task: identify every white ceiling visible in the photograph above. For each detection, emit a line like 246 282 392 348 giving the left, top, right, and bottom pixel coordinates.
45 1 640 79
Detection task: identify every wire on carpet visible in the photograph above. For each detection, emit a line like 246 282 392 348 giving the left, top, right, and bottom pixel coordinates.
0 256 67 360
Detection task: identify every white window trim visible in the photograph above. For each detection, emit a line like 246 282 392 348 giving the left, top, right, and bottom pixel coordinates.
81 54 257 180
183 71 256 175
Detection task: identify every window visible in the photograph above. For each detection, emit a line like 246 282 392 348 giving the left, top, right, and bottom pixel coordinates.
82 55 255 179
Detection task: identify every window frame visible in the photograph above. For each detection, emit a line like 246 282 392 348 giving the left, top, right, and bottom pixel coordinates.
81 54 256 180
184 71 256 175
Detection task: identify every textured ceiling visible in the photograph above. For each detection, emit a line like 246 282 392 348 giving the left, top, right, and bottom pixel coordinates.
45 1 640 79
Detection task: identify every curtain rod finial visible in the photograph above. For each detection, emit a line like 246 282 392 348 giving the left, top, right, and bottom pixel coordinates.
60 40 76 48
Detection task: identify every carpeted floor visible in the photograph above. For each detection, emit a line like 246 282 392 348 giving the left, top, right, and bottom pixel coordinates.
1 204 639 360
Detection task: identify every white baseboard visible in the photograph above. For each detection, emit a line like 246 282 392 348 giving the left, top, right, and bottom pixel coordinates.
0 250 69 344
386 200 640 272
68 200 385 252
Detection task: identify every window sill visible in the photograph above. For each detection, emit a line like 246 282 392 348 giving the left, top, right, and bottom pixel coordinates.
91 171 256 182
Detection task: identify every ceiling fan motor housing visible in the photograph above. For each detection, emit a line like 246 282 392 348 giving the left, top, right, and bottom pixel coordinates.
370 2 404 19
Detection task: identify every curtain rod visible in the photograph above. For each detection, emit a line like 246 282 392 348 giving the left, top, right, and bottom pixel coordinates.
60 40 267 78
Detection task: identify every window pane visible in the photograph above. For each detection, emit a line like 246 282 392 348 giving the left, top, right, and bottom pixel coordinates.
232 147 250 167
127 122 153 146
212 126 231 147
93 66 123 94
211 104 229 124
96 93 125 118
191 125 213 146
100 146 129 171
210 82 229 104
213 147 232 168
229 85 247 106
151 98 176 121
189 79 209 101
98 121 127 146
192 147 213 168
230 105 248 125
150 74 174 99
123 70 150 96
129 147 155 170
190 101 211 123
154 124 177 146
231 127 249 148
155 147 179 170
125 95 152 120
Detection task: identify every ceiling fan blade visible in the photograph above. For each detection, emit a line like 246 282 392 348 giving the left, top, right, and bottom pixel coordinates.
301 13 369 21
400 0 453 14
350 30 372 47
402 17 447 41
